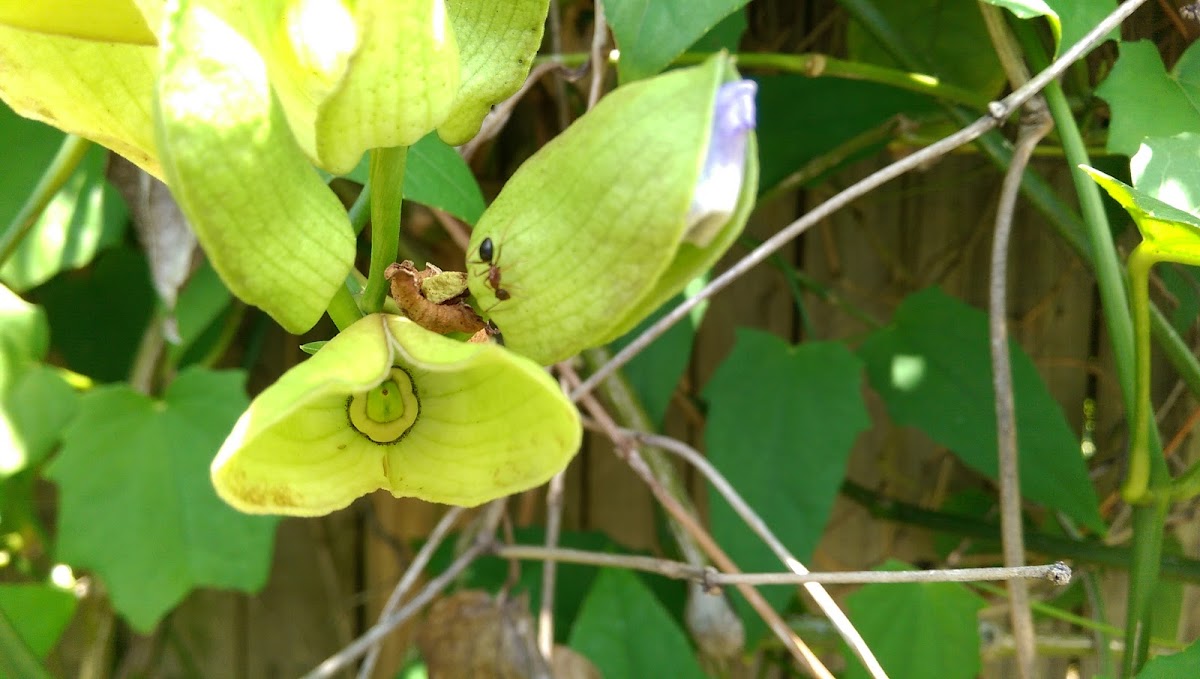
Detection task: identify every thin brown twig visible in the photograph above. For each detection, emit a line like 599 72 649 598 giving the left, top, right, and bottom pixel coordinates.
560 366 836 679
305 502 504 679
546 0 572 131
587 0 608 110
356 506 466 679
978 5 1054 677
492 544 1072 587
569 0 1152 404
537 470 566 660
624 428 887 678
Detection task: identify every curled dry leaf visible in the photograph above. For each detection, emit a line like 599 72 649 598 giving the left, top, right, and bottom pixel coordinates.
416 590 550 679
106 153 198 341
386 260 484 335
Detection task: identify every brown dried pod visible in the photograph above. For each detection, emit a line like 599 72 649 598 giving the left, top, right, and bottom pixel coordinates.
386 260 485 335
416 590 550 679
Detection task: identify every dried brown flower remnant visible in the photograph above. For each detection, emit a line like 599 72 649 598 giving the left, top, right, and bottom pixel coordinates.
386 260 485 335
417 590 549 679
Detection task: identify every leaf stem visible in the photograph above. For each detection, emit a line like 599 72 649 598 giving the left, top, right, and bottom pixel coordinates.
361 146 408 314
0 135 92 268
325 283 363 331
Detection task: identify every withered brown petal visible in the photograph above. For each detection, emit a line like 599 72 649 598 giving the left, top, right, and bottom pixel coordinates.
387 260 484 335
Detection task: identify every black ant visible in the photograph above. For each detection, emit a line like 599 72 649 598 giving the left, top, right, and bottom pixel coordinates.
474 236 511 302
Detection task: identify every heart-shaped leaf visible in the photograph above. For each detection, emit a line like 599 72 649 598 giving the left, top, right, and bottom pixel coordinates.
45 368 278 632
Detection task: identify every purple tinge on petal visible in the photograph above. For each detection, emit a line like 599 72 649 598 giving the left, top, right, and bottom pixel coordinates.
685 80 758 246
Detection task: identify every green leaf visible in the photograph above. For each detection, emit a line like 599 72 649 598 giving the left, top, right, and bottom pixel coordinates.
568 568 705 679
36 247 155 383
857 288 1104 532
755 75 937 192
0 100 69 238
1136 637 1200 678
844 559 986 679
167 262 233 366
0 284 47 391
1083 166 1200 263
704 331 869 639
605 0 751 82
1096 41 1200 157
156 0 356 334
0 141 127 293
846 0 1005 94
1131 133 1200 216
689 6 747 53
0 584 76 658
1158 264 1200 334
1 365 79 475
45 368 278 632
405 133 486 226
982 0 1117 57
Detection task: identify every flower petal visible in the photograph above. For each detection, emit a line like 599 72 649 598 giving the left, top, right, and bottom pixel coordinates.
384 316 581 506
466 54 758 365
685 79 758 247
212 315 395 515
247 0 460 174
0 0 156 45
437 0 548 145
156 0 356 333
0 26 160 177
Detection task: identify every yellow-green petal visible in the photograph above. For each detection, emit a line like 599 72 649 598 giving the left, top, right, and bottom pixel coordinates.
0 0 156 45
467 53 756 364
212 314 394 515
246 0 460 174
156 0 356 333
0 26 160 177
213 314 581 515
383 316 580 506
437 0 549 145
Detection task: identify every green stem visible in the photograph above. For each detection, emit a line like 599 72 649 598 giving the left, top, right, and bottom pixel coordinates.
1124 248 1159 503
360 146 408 314
970 582 1185 652
1124 499 1169 675
349 183 372 236
326 282 363 332
0 135 92 268
1010 26 1169 677
0 605 52 679
539 51 991 109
